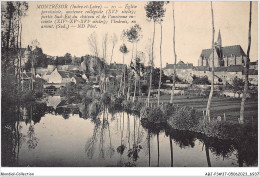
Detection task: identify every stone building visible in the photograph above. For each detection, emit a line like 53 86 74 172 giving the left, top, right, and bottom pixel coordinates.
163 61 193 83
198 30 247 68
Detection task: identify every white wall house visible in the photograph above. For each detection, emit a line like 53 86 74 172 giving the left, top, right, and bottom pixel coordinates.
48 68 71 84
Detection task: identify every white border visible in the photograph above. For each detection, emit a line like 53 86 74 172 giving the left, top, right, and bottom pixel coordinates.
0 0 259 176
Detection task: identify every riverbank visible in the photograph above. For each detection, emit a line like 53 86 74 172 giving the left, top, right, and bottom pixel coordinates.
138 94 258 122
110 94 257 142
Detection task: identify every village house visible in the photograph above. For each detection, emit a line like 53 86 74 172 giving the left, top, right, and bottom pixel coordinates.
249 61 258 70
70 76 86 84
163 61 193 83
57 64 80 71
247 69 258 85
47 68 73 84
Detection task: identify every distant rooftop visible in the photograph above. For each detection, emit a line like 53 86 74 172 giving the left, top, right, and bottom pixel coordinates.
164 61 193 69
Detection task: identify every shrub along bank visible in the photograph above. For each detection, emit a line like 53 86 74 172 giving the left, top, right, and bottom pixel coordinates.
107 94 257 141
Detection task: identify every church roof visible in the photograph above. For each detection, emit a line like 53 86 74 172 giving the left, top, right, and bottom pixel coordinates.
222 45 246 57
200 49 212 59
200 45 246 59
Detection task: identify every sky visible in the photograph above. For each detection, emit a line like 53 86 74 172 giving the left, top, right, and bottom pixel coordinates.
21 1 258 67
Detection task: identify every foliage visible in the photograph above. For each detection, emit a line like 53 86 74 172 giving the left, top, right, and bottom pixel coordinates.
33 47 48 67
141 84 149 95
35 91 43 98
192 75 210 85
232 77 244 93
144 67 167 88
119 44 128 54
20 90 36 103
88 99 101 118
144 1 166 22
131 101 143 113
165 128 196 149
117 145 126 155
146 106 164 122
123 24 142 43
168 106 197 131
81 55 106 76
127 144 143 161
100 92 111 105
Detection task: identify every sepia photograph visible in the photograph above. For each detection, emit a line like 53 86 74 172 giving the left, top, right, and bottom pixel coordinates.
1 0 259 176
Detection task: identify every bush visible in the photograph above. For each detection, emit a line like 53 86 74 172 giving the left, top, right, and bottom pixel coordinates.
122 100 132 111
147 107 164 123
160 103 175 117
131 101 143 113
109 95 124 112
140 106 152 119
35 91 43 98
88 99 101 118
169 106 197 130
20 90 35 103
101 92 111 105
192 75 210 85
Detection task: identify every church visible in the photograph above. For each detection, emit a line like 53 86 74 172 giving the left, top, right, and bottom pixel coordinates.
198 30 247 67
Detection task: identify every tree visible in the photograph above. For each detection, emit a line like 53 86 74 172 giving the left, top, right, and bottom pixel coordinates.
157 17 164 105
110 33 118 64
205 2 215 121
119 44 129 96
102 32 109 61
170 2 177 104
136 51 146 96
144 67 167 88
232 77 244 97
64 53 72 65
240 1 252 124
144 1 165 106
123 24 142 102
101 33 109 92
1 1 28 84
1 2 15 72
88 32 99 57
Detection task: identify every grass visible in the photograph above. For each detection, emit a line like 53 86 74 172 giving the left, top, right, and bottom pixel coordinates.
138 94 258 123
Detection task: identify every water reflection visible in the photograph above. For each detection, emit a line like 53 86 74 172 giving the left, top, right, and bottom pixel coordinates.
1 99 258 167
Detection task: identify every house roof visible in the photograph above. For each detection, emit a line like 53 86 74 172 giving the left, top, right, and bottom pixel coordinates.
57 70 73 78
250 61 258 65
109 63 125 70
68 65 80 70
193 66 210 71
73 76 85 83
226 65 244 72
164 62 193 69
244 69 258 75
21 72 32 79
214 67 227 72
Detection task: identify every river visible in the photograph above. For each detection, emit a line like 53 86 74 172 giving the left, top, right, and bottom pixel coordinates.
1 96 257 167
